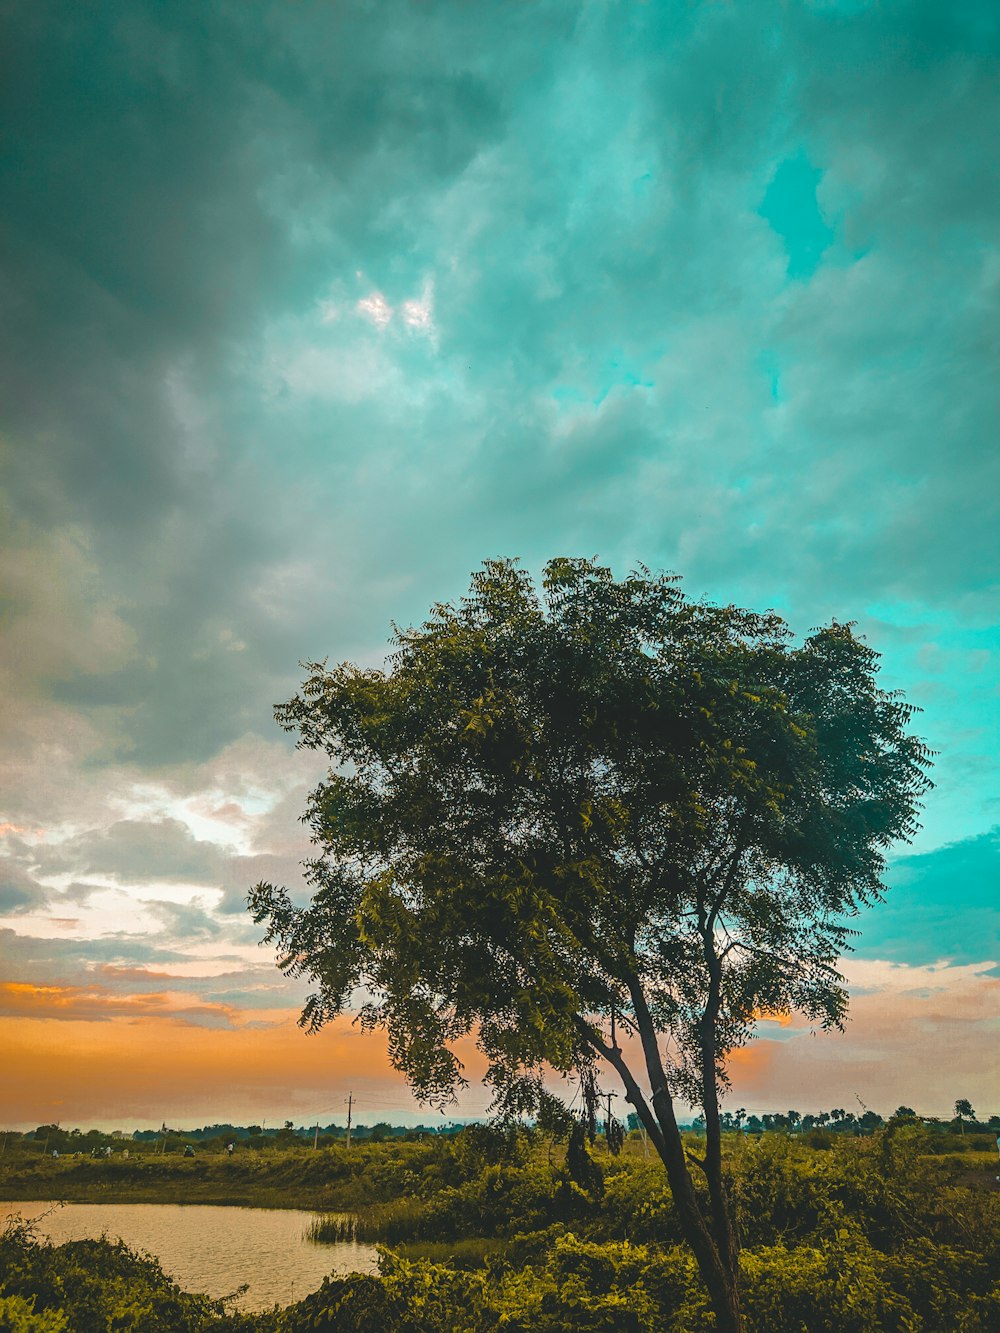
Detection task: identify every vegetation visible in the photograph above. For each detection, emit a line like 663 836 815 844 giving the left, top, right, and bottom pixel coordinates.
2 1125 999 1330
0 1133 470 1212
250 557 931 1329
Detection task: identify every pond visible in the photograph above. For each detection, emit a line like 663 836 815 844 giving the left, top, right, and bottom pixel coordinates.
0 1201 378 1312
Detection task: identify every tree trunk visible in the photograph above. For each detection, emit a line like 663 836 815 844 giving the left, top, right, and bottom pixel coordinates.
623 979 745 1332
699 924 742 1280
649 1085 744 1332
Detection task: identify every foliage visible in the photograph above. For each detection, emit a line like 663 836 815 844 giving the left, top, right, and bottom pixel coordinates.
250 557 931 1329
2 1130 1000 1332
0 1292 69 1332
0 1214 259 1332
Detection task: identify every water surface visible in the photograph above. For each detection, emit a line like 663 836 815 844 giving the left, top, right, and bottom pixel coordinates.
1 1201 377 1312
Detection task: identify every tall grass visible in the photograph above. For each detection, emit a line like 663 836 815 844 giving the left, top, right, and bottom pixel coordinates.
308 1198 429 1244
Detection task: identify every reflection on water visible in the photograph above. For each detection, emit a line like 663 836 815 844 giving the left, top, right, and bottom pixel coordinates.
1 1201 378 1312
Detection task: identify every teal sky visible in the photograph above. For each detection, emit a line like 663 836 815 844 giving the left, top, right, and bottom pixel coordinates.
1 0 997 1127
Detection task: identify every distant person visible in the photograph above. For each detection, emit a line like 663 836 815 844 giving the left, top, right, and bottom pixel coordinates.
226 1142 235 1156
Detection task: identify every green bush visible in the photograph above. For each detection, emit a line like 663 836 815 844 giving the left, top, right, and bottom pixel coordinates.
0 1293 69 1333
0 1217 262 1333
740 1239 914 1331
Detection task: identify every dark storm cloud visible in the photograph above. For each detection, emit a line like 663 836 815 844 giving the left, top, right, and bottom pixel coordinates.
3 0 997 779
0 0 511 769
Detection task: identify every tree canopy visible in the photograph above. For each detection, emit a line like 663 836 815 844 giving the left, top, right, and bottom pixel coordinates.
249 557 931 1329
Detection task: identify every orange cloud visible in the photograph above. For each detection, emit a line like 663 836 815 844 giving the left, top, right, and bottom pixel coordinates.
4 957 995 1130
0 823 44 838
752 1008 794 1028
0 981 250 1028
208 801 250 824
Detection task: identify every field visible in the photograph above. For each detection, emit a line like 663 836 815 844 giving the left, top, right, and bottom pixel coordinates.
1 1125 999 1330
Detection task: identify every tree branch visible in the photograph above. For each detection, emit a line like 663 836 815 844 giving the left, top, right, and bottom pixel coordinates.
574 1015 668 1161
686 1148 708 1174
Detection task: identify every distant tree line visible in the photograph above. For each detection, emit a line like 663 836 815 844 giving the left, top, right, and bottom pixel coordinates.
7 1119 479 1156
12 1100 997 1159
659 1102 999 1137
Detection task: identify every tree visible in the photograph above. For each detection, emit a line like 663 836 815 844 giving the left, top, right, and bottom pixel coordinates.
249 558 931 1331
954 1098 974 1133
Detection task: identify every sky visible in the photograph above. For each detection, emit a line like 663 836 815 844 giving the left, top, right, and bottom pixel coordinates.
1 0 997 1131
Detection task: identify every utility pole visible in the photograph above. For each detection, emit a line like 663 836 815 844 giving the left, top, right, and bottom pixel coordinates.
345 1093 353 1149
604 1091 619 1135
313 1122 319 1150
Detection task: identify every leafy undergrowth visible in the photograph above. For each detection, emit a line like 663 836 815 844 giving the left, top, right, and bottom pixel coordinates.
3 1128 1000 1331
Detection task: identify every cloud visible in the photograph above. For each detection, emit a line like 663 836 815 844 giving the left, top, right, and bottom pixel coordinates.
730 956 1000 1116
20 812 314 917
856 827 1000 966
41 818 225 884
2 0 996 783
0 980 252 1028
0 859 49 914
1 0 999 1121
0 929 198 992
145 899 224 941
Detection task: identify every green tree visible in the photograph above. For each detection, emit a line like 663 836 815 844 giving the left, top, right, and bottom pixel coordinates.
954 1098 975 1134
249 558 931 1331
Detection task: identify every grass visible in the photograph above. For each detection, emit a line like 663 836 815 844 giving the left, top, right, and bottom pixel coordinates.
394 1236 508 1269
0 1145 419 1212
308 1198 429 1244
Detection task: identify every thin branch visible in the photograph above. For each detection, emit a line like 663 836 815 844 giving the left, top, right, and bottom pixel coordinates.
686 1148 708 1174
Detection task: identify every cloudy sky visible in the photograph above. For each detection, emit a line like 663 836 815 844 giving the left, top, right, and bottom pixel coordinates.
1 0 997 1130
